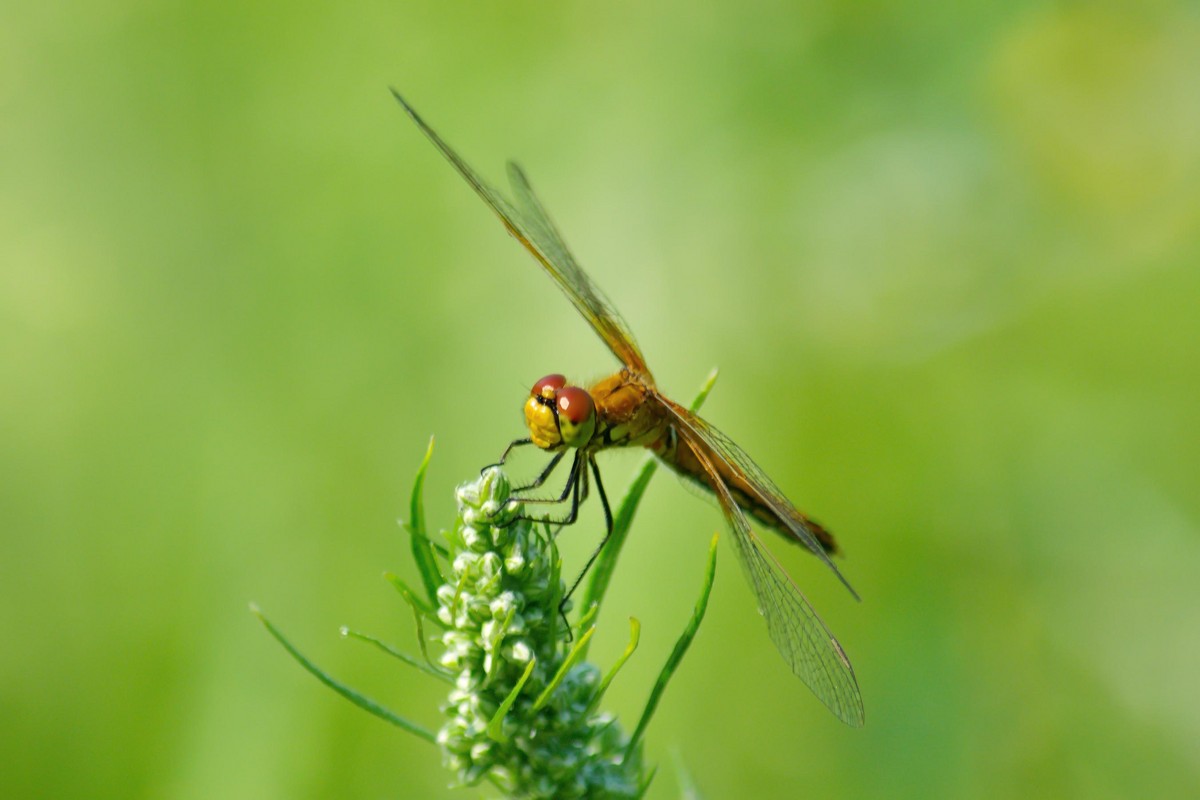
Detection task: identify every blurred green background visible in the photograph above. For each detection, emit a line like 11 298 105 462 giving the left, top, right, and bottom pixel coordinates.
4 1 1199 797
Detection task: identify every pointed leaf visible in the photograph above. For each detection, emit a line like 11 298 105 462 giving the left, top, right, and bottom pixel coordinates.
589 617 640 712
487 656 537 743
534 625 597 710
406 436 443 604
252 604 436 744
340 627 453 684
627 533 718 759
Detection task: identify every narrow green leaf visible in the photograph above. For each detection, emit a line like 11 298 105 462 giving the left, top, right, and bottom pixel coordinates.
546 532 564 645
671 748 704 799
533 625 596 710
340 627 453 684
385 572 443 626
626 532 719 760
574 600 599 638
687 368 719 413
635 764 659 799
385 573 445 672
581 369 719 638
589 617 640 713
407 436 443 605
251 604 436 744
401 526 449 560
487 656 537 743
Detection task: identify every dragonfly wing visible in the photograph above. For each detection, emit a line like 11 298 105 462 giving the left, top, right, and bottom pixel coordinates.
659 397 858 599
505 162 652 378
671 418 865 726
393 91 651 378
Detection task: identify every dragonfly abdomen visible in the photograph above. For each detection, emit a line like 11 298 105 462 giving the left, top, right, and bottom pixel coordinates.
652 431 839 556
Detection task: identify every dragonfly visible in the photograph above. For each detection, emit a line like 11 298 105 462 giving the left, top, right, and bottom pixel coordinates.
393 91 865 727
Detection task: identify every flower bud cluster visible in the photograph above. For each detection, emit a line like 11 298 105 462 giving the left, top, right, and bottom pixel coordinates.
436 467 641 798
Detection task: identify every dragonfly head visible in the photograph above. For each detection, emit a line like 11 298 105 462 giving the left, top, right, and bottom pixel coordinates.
524 373 596 450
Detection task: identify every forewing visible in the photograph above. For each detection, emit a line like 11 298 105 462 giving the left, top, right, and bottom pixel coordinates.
674 422 865 726
660 397 858 599
506 163 653 378
393 91 651 378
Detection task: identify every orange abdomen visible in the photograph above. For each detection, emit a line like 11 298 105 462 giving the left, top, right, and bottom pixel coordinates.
652 431 839 555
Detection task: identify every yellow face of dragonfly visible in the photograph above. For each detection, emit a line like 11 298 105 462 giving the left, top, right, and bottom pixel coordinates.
523 373 596 450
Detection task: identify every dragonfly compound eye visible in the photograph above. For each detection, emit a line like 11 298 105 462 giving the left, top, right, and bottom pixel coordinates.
556 386 596 448
531 374 567 400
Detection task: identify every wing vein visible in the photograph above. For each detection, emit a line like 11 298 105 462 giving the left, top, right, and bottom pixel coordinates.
663 403 864 726
393 91 651 378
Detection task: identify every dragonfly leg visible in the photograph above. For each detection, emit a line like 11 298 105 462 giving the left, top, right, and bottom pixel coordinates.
574 454 591 506
480 437 534 474
558 455 614 625
512 450 566 493
589 454 612 534
504 451 584 529
514 450 582 507
557 456 588 639
553 452 585 526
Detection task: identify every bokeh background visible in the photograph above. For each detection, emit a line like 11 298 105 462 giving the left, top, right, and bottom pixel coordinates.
4 1 1199 797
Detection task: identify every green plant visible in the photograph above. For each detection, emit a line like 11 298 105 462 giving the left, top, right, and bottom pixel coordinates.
254 376 720 798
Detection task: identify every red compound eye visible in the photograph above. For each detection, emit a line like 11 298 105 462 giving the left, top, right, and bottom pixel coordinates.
556 386 595 426
531 374 567 400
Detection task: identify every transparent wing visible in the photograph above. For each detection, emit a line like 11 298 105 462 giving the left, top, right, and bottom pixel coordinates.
393 91 652 379
660 397 858 599
666 408 865 726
